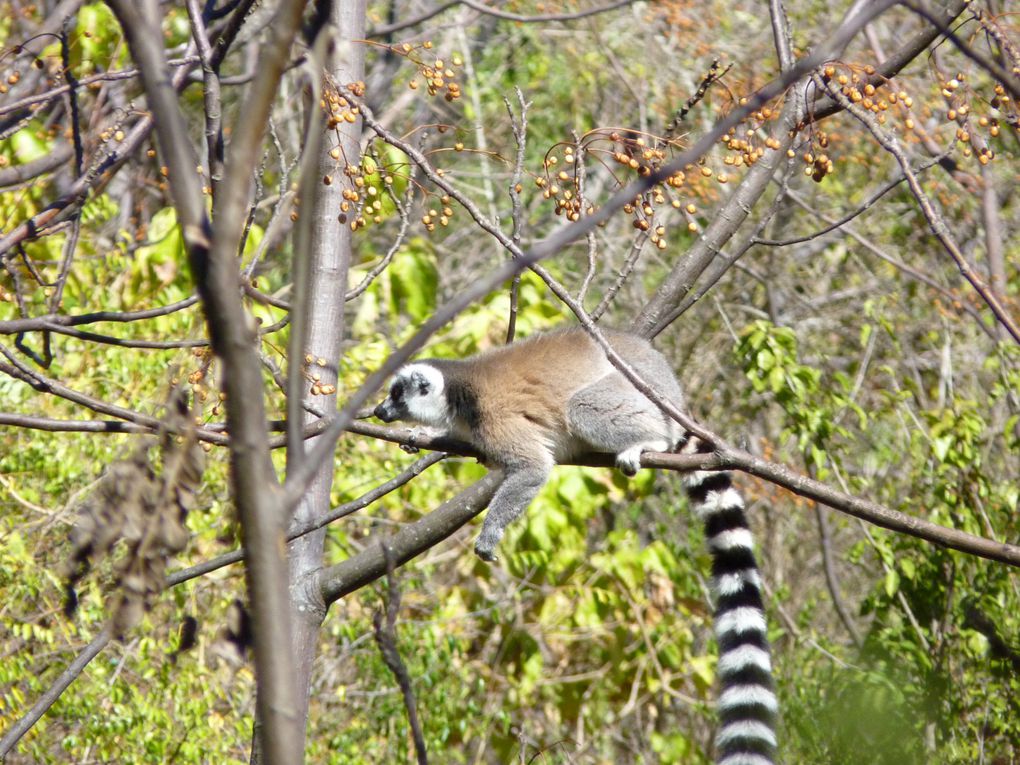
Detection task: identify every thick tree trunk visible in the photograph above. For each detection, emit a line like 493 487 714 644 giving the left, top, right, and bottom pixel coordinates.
285 0 367 754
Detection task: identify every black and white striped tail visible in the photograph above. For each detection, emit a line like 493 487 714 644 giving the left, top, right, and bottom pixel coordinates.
681 437 777 765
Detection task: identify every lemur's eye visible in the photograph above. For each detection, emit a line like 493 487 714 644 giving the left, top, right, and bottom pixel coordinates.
417 380 430 396
390 383 403 403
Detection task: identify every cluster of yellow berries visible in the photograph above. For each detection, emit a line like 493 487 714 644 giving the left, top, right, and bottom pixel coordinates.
322 158 397 232
179 349 217 410
941 74 1013 165
304 355 337 396
321 88 361 130
420 196 455 232
790 129 835 183
393 41 463 102
0 69 21 94
821 64 901 123
719 103 783 170
534 131 723 245
534 145 594 223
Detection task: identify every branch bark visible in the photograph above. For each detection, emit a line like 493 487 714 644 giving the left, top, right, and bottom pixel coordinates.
317 472 504 604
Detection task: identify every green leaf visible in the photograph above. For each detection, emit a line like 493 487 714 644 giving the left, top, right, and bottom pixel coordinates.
884 568 900 598
388 246 438 321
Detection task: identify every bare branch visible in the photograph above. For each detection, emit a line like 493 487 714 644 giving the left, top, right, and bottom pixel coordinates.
108 0 311 761
503 87 529 342
816 73 1020 343
0 297 200 334
317 472 504 604
901 0 1020 102
0 343 163 428
368 1 460 38
0 413 150 434
782 189 998 340
0 144 73 190
184 0 225 195
372 546 428 765
0 627 112 758
814 503 863 647
167 453 446 588
459 0 635 23
753 153 948 247
368 0 635 36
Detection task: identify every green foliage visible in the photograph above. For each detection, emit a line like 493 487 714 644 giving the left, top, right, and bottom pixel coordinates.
737 320 866 475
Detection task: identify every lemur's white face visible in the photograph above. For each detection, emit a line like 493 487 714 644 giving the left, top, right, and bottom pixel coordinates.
373 363 448 427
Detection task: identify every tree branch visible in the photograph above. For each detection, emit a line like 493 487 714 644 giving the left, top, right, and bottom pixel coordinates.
317 472 503 604
0 627 112 758
107 1 310 761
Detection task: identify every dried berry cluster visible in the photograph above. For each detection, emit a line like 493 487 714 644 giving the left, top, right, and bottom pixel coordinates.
938 73 1013 165
534 130 736 248
318 84 403 233
303 353 337 396
64 396 204 636
390 40 463 102
420 195 455 232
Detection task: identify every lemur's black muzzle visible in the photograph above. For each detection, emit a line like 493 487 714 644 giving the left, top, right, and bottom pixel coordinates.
374 401 398 422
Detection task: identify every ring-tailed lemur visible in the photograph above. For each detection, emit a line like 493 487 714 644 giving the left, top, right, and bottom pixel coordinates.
374 326 776 764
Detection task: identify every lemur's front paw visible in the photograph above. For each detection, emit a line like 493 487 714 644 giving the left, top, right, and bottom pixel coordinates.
473 542 499 563
474 530 502 563
615 446 644 477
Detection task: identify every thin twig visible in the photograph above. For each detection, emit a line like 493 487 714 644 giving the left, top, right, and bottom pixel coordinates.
0 627 113 757
503 88 529 343
815 73 1020 344
372 544 428 765
166 453 446 587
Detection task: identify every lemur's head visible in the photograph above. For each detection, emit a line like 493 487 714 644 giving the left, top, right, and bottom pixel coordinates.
374 363 448 427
